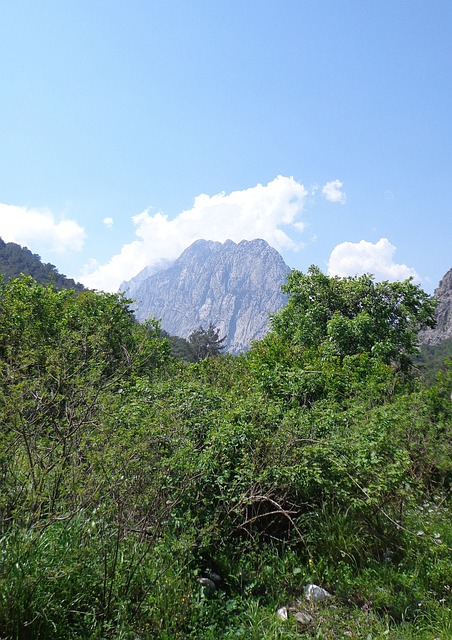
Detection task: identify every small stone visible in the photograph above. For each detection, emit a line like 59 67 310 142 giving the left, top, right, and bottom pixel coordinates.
276 606 288 621
198 577 216 591
304 583 333 602
206 570 221 584
291 610 313 625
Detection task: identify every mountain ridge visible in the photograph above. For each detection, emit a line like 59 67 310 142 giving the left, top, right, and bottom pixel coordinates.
120 238 291 352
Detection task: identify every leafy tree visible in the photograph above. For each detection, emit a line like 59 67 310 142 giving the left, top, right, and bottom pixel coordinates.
0 276 169 527
187 322 227 362
157 328 195 362
271 266 436 371
249 267 438 409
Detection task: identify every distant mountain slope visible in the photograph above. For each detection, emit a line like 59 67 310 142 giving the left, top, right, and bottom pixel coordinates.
120 258 173 300
0 238 85 291
120 238 291 352
419 267 452 345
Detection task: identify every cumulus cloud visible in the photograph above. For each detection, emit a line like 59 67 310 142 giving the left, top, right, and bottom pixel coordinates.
322 179 346 204
103 217 114 229
79 176 308 292
327 238 419 282
0 203 86 253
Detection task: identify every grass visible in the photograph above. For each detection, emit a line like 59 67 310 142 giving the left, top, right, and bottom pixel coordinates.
0 493 450 639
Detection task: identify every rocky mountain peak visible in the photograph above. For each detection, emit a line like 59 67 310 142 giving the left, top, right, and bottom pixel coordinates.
419 268 452 345
120 238 291 352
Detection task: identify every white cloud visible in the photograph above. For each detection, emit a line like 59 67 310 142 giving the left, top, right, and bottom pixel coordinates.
327 238 419 282
79 175 308 292
322 179 346 204
0 203 86 253
103 217 114 228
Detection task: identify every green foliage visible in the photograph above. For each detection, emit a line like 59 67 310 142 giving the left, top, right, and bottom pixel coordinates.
248 332 403 410
0 514 199 639
416 337 452 385
159 323 227 362
271 266 436 370
188 322 227 362
0 272 451 639
169 333 195 361
0 276 170 529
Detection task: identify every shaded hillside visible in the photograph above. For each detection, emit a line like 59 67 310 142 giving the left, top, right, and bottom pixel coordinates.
0 238 85 291
416 336 452 385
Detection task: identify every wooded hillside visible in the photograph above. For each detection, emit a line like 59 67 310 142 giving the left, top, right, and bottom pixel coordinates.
0 237 84 290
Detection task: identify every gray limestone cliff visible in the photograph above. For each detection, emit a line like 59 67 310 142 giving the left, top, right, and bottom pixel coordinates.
419 268 452 345
120 259 173 301
120 239 291 352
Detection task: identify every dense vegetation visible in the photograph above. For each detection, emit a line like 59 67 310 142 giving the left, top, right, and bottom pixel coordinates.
0 269 451 639
417 338 452 386
0 238 85 291
163 323 227 362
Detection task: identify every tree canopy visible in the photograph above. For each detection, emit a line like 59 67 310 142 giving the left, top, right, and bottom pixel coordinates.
187 322 227 361
271 265 436 370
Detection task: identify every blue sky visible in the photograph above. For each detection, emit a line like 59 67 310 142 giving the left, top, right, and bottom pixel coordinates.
1 1 451 292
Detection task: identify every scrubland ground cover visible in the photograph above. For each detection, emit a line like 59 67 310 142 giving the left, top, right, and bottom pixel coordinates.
0 270 450 639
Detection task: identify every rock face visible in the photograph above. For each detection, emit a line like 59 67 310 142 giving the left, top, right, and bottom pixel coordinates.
120 239 291 352
120 259 173 301
419 268 452 345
